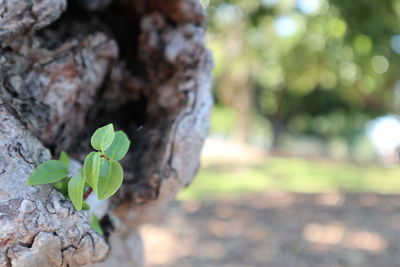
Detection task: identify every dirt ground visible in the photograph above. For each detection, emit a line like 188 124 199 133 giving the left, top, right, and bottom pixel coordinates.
142 192 400 267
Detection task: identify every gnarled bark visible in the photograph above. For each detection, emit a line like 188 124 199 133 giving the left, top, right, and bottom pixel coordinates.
0 104 109 266
0 0 212 266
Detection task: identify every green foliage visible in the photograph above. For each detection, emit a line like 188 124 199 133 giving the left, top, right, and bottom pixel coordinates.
91 124 115 151
27 124 131 213
105 131 130 161
97 160 123 200
68 173 86 210
84 152 101 191
59 151 70 169
28 160 69 185
206 0 400 142
82 201 90 210
91 214 104 235
54 178 69 196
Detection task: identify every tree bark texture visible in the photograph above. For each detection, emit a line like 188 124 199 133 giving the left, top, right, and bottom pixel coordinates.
0 0 213 266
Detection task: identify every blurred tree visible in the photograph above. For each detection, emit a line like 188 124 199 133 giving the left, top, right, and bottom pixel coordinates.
206 0 400 146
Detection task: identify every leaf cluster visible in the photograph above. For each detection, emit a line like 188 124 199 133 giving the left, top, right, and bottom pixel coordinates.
28 124 130 212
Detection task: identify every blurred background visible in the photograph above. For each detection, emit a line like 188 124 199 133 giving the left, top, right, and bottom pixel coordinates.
142 0 400 266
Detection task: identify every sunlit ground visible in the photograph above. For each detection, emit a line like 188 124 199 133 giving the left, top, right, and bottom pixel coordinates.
143 192 400 267
142 139 400 267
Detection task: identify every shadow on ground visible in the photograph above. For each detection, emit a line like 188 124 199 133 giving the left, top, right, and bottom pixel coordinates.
142 192 400 267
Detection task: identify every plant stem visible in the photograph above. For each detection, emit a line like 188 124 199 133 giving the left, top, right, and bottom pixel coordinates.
83 187 93 200
100 150 109 160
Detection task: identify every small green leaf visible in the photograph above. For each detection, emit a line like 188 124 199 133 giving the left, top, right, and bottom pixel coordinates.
96 159 110 197
28 160 69 185
84 152 101 191
91 214 104 235
68 173 85 210
96 160 123 200
105 131 131 161
59 151 70 169
82 201 90 210
54 178 69 196
90 124 115 151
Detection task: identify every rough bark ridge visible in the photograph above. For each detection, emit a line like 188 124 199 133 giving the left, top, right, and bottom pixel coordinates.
0 0 212 266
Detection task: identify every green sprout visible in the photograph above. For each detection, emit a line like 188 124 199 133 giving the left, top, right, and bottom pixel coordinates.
28 124 130 212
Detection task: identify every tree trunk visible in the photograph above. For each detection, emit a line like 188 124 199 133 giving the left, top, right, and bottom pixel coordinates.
233 79 252 144
0 0 213 266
